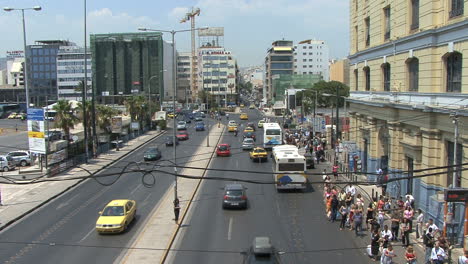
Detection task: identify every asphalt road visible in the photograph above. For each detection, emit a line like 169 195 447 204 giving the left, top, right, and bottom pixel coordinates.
0 131 29 155
171 109 371 264
0 120 213 264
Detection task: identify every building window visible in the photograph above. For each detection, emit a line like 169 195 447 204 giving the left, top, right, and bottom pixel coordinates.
410 0 419 30
384 6 391 40
309 46 312 49
355 26 359 51
450 0 464 18
303 59 307 62
303 46 306 49
364 66 370 91
407 58 419 91
365 17 370 46
309 59 313 61
303 65 307 68
382 63 391 91
303 53 307 55
354 69 358 91
446 52 462 92
309 52 313 55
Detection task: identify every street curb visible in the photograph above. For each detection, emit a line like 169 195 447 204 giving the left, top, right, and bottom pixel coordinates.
0 131 166 232
159 124 225 264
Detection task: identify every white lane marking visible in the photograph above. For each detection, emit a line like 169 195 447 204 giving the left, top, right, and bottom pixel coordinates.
130 184 142 195
141 192 152 206
227 217 233 241
276 200 281 216
56 194 80 210
79 227 96 243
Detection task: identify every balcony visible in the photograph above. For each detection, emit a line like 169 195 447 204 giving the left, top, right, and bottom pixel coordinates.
349 91 468 114
449 8 463 18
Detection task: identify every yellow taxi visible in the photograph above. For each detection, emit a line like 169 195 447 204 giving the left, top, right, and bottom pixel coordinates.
240 104 245 108
167 113 177 119
249 105 255 109
258 120 265 128
7 113 18 119
96 199 137 234
240 113 248 120
249 147 268 161
228 124 238 132
244 127 254 133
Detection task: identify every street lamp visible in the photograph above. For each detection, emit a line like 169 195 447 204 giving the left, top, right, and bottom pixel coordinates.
138 26 207 220
3 6 42 111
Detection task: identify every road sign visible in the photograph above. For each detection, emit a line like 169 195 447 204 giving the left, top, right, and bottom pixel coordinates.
444 188 468 202
27 108 46 154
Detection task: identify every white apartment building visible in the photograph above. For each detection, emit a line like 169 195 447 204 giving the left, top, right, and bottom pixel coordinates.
7 57 24 87
176 51 192 103
198 47 237 106
293 40 329 81
56 46 91 101
162 41 175 101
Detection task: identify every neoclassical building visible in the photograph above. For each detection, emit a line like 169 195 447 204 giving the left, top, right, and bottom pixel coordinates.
348 0 467 239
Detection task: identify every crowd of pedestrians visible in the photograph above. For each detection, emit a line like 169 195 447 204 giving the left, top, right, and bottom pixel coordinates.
320 168 462 264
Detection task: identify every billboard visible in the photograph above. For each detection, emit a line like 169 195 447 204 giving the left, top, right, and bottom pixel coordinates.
27 108 46 154
312 117 326 133
111 117 122 134
198 27 224 36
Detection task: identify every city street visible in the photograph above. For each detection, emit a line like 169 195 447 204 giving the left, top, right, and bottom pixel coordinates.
0 122 211 264
169 109 371 264
0 119 28 155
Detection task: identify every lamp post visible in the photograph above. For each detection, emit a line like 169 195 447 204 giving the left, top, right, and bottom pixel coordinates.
139 26 207 218
3 6 42 111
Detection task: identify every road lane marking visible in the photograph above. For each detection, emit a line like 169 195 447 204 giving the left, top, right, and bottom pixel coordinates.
79 226 95 242
276 200 281 216
130 184 142 195
56 193 80 210
227 217 233 241
141 192 152 206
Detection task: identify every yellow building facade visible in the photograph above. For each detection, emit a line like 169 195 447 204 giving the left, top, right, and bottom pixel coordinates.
348 0 467 236
329 59 350 86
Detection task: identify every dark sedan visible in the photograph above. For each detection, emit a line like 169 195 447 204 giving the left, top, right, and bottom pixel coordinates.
222 183 247 209
165 136 179 146
243 132 256 141
143 147 162 161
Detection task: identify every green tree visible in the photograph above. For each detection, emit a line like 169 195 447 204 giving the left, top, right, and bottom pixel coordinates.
311 81 350 108
53 100 79 140
74 81 85 93
77 100 93 141
96 104 117 134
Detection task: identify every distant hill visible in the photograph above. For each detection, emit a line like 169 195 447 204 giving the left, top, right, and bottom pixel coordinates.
0 57 6 70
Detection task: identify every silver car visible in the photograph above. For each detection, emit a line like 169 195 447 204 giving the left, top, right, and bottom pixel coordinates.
7 151 32 166
176 121 187 130
0 155 16 172
242 138 255 150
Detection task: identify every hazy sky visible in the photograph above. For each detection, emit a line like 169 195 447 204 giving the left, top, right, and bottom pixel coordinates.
0 0 349 67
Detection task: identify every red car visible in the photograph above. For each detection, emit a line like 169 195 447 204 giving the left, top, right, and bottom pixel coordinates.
216 144 231 157
176 131 189 140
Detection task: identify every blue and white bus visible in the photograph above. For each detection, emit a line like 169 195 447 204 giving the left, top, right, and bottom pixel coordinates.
263 123 282 149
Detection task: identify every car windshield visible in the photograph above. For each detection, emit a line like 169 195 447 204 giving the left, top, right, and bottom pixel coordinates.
266 129 281 135
218 145 228 151
226 190 242 196
197 122 204 126
244 139 254 143
102 206 124 216
146 148 159 153
178 121 185 125
178 132 186 135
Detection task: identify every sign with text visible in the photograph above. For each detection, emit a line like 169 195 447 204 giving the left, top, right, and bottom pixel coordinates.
111 117 122 134
312 117 326 133
27 108 46 154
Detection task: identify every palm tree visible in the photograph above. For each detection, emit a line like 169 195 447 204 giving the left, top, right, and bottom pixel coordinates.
96 104 117 134
53 100 79 141
74 81 85 92
77 100 93 141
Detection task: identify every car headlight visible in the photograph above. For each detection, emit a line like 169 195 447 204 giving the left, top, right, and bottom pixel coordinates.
114 224 122 228
96 224 103 228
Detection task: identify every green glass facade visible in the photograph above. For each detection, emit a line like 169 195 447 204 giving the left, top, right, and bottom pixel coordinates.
272 74 323 102
90 32 164 101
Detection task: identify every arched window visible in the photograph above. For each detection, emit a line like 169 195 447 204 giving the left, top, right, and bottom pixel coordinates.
381 63 391 91
446 52 462 92
406 58 419 91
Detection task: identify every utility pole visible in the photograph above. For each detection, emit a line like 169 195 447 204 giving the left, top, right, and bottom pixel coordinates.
451 112 459 188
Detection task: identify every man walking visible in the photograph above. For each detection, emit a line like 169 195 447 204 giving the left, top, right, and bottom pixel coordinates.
430 241 446 264
330 195 339 223
424 227 435 264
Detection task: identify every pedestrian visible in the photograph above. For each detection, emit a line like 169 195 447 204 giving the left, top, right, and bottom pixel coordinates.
345 184 356 200
431 241 446 264
403 205 414 231
458 250 468 264
377 208 385 229
322 169 328 181
355 193 365 209
338 189 346 206
401 218 411 248
370 229 381 261
345 192 353 210
366 202 375 230
325 195 332 219
376 167 383 185
405 193 415 208
380 225 392 249
348 204 355 230
369 218 380 233
339 204 348 230
173 198 180 224
353 209 363 236
424 227 435 264
377 195 385 210
330 194 339 222
397 196 405 209
404 245 417 264
425 218 439 236
390 208 401 241
332 163 339 181
380 244 396 264
416 208 424 240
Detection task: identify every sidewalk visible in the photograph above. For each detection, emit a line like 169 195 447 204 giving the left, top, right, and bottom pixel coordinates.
317 155 464 263
117 123 225 264
0 130 165 230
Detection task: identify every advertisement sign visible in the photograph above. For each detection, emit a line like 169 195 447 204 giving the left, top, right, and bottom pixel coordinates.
47 149 67 165
111 117 122 134
198 27 224 36
131 122 140 130
154 111 166 121
27 108 46 154
312 117 326 133
6 50 24 59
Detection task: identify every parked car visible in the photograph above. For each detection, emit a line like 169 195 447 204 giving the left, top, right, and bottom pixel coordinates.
7 151 31 166
222 183 247 209
165 136 179 146
96 199 136 234
143 147 162 161
216 144 231 157
0 155 16 172
45 131 62 141
242 138 255 150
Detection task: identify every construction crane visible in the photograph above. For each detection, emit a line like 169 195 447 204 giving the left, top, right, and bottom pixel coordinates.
180 7 201 104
